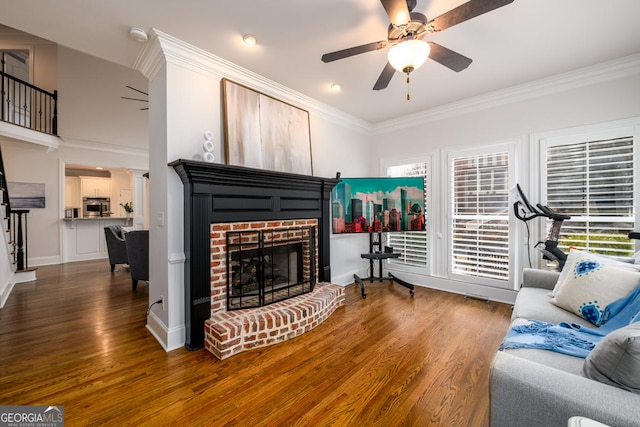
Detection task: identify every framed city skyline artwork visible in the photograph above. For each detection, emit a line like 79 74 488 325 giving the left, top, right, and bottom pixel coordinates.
331 177 425 234
222 78 313 175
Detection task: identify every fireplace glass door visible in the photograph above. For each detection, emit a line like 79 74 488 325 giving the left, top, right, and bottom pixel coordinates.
226 226 316 310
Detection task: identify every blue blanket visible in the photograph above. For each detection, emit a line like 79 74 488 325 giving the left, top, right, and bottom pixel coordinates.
499 285 640 358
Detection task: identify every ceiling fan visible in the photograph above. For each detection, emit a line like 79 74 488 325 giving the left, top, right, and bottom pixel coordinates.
321 0 515 97
120 85 148 110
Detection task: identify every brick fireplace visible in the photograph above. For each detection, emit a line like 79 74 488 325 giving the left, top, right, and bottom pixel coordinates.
171 160 341 350
205 218 345 359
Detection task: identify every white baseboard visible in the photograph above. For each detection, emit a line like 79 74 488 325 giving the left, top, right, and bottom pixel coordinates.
146 311 186 352
0 278 15 308
332 268 518 304
329 271 357 286
388 270 518 304
14 269 36 283
29 256 62 267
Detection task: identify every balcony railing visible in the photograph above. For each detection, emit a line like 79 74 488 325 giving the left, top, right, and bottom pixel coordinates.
0 70 57 135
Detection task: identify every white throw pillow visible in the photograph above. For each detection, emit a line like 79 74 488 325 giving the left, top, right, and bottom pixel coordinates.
552 249 640 296
121 226 136 233
550 253 640 326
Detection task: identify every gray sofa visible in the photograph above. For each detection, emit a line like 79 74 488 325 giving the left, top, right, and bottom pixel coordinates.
490 268 640 427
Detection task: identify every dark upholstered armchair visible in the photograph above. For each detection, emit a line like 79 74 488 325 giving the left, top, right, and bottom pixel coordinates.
104 225 128 272
125 230 149 291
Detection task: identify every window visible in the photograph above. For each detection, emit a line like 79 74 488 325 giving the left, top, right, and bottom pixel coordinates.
451 152 510 281
545 136 635 257
386 162 428 268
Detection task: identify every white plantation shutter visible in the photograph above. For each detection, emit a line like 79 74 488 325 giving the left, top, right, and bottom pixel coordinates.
451 152 509 281
545 136 635 257
386 162 428 268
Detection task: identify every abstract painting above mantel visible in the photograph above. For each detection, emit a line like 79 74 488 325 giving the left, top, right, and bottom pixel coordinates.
222 78 313 175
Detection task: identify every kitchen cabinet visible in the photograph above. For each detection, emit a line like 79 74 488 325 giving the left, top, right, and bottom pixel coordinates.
61 217 131 263
81 177 111 198
65 176 81 208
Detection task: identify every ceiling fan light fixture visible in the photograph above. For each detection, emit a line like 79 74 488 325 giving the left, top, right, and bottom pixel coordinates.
387 39 430 73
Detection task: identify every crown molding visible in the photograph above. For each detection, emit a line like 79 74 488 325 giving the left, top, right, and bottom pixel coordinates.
133 30 640 138
59 136 148 159
133 29 372 135
372 53 640 135
132 30 166 82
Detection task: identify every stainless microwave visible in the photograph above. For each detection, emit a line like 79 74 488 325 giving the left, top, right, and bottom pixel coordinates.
83 197 110 217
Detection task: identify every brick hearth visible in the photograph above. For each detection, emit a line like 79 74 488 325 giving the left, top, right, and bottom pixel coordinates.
205 282 345 359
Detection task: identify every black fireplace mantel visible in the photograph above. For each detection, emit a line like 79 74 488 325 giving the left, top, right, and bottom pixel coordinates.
170 159 340 350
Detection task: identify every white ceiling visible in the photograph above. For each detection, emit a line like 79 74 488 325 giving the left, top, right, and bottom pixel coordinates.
1 0 640 124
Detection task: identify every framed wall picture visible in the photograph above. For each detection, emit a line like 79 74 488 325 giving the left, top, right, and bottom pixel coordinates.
222 78 313 175
7 181 46 208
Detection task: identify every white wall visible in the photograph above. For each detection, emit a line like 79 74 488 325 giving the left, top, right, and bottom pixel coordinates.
369 70 640 301
57 46 148 150
1 143 61 265
309 114 373 284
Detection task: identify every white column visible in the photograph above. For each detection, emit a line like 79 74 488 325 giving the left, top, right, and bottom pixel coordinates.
134 29 223 351
128 168 148 230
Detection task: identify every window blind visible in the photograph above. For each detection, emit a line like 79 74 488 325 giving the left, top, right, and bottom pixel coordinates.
545 136 635 257
451 152 509 280
386 162 428 268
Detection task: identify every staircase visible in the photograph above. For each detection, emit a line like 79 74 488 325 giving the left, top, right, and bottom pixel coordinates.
0 144 35 308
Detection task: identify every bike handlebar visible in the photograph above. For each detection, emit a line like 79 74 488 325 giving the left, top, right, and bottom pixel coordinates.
536 204 572 221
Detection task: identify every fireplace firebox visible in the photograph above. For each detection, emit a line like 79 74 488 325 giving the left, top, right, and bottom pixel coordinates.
227 226 316 310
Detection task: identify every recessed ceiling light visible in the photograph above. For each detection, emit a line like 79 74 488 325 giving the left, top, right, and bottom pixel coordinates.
242 34 258 46
330 83 341 92
129 27 148 43
95 167 104 170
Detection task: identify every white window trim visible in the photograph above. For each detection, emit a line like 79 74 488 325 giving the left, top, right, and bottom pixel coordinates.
445 140 518 290
381 154 433 276
533 118 640 258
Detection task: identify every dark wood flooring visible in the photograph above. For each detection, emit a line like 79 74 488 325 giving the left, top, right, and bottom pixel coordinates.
0 260 512 426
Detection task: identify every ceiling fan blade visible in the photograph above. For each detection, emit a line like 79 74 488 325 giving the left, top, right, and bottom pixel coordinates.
380 0 411 27
428 42 472 72
321 41 388 63
373 62 396 91
427 0 514 32
121 96 149 102
126 85 148 96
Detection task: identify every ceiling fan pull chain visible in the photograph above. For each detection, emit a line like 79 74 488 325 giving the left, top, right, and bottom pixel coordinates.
406 72 411 101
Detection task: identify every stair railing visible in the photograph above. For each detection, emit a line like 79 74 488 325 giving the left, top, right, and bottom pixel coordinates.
0 145 29 271
0 70 58 135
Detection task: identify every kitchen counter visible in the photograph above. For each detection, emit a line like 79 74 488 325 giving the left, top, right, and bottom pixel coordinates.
62 217 133 263
62 216 131 221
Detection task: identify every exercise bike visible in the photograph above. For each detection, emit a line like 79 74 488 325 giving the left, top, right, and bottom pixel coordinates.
512 184 640 271
511 184 572 270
